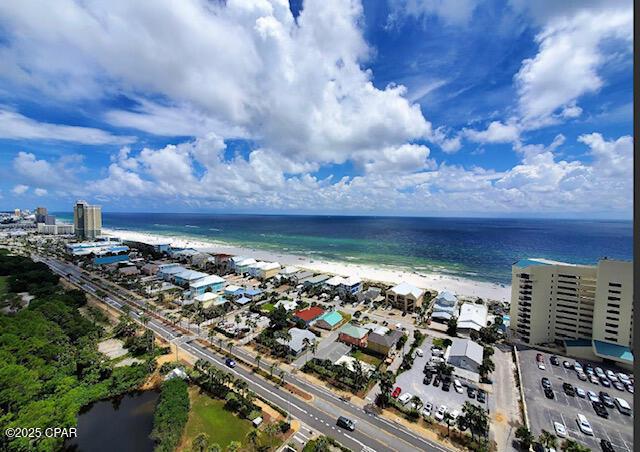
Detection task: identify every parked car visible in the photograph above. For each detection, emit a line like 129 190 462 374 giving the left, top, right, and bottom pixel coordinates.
392 387 402 398
563 361 572 369
606 370 617 381
537 361 546 370
442 379 451 392
574 362 583 372
454 379 464 393
422 402 433 418
612 381 625 391
595 367 606 378
434 405 446 422
398 393 413 406
553 422 567 438
549 355 559 366
576 387 586 398
589 374 600 385
625 383 634 394
467 387 476 399
536 353 543 362
423 374 433 385
544 388 555 399
600 439 615 452
541 377 552 390
599 392 615 408
617 372 631 385
415 348 424 357
225 358 237 368
614 397 631 416
587 390 599 403
336 416 356 431
577 372 587 381
576 414 593 436
563 382 575 396
477 391 486 403
592 401 608 418
600 377 611 387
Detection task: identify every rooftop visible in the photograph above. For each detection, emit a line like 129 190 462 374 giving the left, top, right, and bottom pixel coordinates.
457 303 489 331
276 328 316 354
190 274 225 288
514 258 575 268
316 310 343 327
339 324 368 339
368 329 404 347
294 306 325 322
448 338 483 366
389 282 424 298
592 340 633 363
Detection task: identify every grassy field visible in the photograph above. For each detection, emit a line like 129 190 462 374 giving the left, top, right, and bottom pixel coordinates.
260 303 275 313
180 388 253 451
350 349 383 367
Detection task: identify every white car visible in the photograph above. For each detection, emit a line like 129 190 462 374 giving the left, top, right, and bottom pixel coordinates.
431 356 445 364
415 348 424 357
589 375 599 385
422 403 433 418
576 387 586 398
606 370 618 382
617 373 631 385
587 390 599 403
576 414 593 436
554 422 567 438
538 362 546 370
450 410 460 422
574 362 583 372
435 405 446 422
454 379 464 393
398 392 413 405
595 367 605 378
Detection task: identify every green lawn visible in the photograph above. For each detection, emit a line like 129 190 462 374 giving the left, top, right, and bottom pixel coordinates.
350 349 383 367
260 303 275 313
181 389 253 450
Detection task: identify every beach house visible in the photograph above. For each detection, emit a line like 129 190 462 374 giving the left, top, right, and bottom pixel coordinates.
257 262 281 280
366 328 405 356
293 306 325 326
314 311 343 330
431 290 459 323
234 258 257 274
324 276 362 296
386 282 425 312
457 303 489 334
189 274 226 296
302 274 331 288
174 269 209 286
445 338 483 381
277 328 316 355
224 285 244 297
158 264 188 281
338 324 369 348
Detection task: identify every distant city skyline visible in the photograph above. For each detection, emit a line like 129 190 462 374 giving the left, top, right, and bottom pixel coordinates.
0 0 632 218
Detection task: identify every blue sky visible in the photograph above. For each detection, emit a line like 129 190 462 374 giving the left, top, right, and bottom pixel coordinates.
0 0 632 218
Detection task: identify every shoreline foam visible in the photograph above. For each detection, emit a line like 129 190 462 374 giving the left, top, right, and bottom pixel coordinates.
104 228 511 302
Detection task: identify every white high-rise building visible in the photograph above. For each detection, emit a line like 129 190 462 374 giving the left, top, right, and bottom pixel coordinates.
510 258 633 369
73 200 102 240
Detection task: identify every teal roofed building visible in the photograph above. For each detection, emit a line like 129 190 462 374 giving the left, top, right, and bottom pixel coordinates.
314 311 343 330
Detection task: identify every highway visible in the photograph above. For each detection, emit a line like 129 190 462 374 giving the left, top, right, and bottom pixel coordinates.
39 256 450 452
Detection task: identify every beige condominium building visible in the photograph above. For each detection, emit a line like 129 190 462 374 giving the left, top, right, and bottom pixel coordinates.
510 258 633 369
73 200 102 240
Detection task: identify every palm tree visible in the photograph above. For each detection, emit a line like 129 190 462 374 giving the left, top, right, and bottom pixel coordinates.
270 362 276 378
278 369 286 386
255 354 262 371
561 439 591 452
139 313 150 327
410 395 423 410
226 441 241 452
302 338 311 363
208 444 221 452
375 370 396 407
227 340 234 355
191 433 210 452
443 412 454 437
515 426 534 450
539 430 558 451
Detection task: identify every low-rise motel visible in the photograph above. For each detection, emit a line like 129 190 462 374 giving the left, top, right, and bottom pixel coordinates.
509 258 633 369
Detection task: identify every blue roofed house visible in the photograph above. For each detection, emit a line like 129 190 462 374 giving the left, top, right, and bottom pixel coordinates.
189 274 226 296
244 288 263 299
313 311 343 330
224 285 245 297
174 269 209 286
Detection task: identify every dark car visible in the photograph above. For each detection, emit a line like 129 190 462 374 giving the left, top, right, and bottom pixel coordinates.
600 377 611 387
423 374 433 385
563 360 572 369
225 358 237 368
563 382 575 396
442 379 451 391
544 388 555 399
433 376 441 387
592 401 609 418
477 391 486 403
541 377 552 390
599 392 615 408
536 353 543 362
585 363 594 373
550 356 559 366
600 439 615 452
467 387 476 399
336 416 356 431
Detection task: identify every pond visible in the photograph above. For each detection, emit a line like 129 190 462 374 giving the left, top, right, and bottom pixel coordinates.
64 390 159 452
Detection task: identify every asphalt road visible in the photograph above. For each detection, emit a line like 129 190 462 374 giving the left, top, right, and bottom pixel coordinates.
41 256 452 452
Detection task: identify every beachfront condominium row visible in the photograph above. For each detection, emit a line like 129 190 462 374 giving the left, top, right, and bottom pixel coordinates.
73 200 102 240
510 258 633 369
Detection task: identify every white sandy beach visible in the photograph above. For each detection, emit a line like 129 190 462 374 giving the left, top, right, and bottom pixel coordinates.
104 228 512 302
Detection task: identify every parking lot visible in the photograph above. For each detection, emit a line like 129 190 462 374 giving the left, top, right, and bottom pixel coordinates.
394 336 487 416
519 348 633 451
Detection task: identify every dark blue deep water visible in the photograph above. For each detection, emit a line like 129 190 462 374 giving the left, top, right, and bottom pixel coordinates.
56 213 632 285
